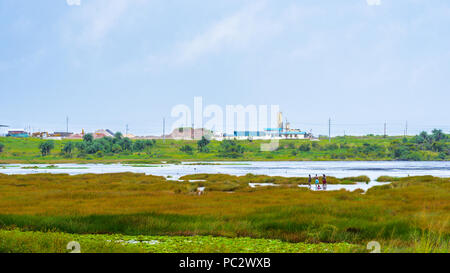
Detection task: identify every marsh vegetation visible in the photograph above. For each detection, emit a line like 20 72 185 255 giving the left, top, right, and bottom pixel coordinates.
0 173 447 253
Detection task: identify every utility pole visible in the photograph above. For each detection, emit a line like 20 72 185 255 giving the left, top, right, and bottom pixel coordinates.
163 118 166 143
328 118 331 142
384 122 387 138
66 116 69 133
405 121 408 137
191 123 194 140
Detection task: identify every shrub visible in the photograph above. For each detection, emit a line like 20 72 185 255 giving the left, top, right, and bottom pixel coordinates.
324 143 339 150
298 143 311 152
180 145 194 155
219 140 245 158
342 175 370 182
112 144 122 153
62 142 74 156
197 137 210 153
38 141 55 156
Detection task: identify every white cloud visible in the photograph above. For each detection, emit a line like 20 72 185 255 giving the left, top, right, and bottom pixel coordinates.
63 0 133 46
66 0 81 6
175 2 281 63
366 0 382 6
82 0 129 44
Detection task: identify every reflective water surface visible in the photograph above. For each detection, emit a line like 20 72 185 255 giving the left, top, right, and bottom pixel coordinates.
1 161 448 192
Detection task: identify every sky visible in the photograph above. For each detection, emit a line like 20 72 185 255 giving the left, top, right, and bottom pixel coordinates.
0 0 449 136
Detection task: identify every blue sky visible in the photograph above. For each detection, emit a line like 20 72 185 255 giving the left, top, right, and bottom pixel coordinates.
0 0 449 136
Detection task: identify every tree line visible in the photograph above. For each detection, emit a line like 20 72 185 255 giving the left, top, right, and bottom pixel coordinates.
37 132 156 157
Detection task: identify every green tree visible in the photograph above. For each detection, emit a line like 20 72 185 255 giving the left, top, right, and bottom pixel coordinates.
431 141 446 152
419 131 431 144
197 136 210 152
120 138 132 151
298 143 311 152
86 142 102 154
133 140 145 152
62 142 74 156
112 144 122 153
95 138 112 153
219 140 245 158
75 142 87 153
39 141 55 156
180 144 194 154
83 133 94 143
431 129 445 142
114 132 123 141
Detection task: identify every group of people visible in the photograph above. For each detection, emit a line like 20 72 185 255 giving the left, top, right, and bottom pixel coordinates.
308 174 327 190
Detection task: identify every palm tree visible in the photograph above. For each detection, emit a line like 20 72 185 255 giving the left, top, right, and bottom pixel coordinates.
431 129 445 142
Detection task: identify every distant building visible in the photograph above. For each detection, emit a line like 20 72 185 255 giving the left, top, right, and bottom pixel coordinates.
217 112 310 141
32 132 49 138
52 132 74 138
7 129 29 138
167 127 213 140
66 133 83 140
94 129 114 139
222 129 307 140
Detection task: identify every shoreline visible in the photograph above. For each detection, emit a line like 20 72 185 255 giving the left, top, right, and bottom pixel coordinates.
1 158 448 164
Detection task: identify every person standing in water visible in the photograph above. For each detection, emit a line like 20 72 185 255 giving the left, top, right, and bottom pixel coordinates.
322 174 327 190
315 174 320 190
308 174 312 188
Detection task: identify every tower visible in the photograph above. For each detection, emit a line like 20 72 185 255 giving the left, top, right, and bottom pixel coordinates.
277 112 283 130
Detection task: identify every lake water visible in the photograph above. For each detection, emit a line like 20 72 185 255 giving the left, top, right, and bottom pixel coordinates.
1 161 448 181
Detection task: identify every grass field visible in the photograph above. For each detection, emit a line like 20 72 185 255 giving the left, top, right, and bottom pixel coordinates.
0 135 447 163
0 173 448 253
0 229 360 253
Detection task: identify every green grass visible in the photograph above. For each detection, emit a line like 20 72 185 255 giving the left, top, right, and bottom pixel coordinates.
179 173 363 186
376 176 402 182
0 135 447 163
0 229 361 253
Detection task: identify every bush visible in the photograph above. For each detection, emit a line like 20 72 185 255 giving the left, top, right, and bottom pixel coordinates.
62 142 74 156
180 145 194 155
324 143 339 151
340 143 349 149
219 140 245 158
197 137 210 153
0 142 4 153
38 141 55 156
112 144 122 153
298 143 311 152
342 175 370 182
